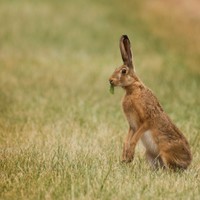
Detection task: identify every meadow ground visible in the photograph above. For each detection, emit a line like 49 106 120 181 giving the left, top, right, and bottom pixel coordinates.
0 0 200 199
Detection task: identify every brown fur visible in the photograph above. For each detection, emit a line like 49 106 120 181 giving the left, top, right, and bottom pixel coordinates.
109 35 192 170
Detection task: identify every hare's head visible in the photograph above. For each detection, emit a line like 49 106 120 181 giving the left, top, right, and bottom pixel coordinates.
109 35 138 87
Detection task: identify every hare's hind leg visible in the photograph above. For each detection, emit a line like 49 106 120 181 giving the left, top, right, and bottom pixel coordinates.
145 151 164 169
159 142 192 170
160 152 190 170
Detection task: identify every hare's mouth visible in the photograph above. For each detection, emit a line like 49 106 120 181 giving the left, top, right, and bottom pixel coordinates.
109 79 119 87
110 82 115 86
110 83 118 87
110 80 123 87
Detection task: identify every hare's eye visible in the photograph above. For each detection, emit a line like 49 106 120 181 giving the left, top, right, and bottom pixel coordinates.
121 69 127 74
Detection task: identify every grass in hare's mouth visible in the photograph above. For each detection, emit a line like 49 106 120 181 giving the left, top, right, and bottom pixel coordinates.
0 0 200 199
109 85 115 94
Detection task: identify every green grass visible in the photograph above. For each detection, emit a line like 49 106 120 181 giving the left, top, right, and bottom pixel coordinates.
0 0 200 199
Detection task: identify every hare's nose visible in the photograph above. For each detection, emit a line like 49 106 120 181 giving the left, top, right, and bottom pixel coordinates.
109 78 114 84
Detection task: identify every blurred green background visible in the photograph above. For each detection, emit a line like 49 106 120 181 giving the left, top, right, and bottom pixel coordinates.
0 0 200 199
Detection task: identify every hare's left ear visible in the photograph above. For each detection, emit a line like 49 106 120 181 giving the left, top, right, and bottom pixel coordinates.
119 35 134 70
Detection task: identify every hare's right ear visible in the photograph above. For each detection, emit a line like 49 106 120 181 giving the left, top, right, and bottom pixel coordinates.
119 35 134 70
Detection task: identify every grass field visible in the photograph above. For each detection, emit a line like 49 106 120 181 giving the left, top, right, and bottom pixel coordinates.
0 0 200 199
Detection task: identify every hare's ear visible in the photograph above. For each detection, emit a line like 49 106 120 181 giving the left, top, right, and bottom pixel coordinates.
119 35 134 70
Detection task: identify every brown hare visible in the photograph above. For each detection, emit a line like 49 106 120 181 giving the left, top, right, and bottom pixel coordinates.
109 35 192 170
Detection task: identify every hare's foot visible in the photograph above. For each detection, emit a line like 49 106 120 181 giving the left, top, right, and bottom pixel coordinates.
122 148 134 163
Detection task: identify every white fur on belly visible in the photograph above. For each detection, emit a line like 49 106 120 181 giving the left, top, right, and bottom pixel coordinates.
141 130 158 154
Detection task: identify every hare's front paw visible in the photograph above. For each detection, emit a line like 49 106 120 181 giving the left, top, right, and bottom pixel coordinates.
122 149 134 163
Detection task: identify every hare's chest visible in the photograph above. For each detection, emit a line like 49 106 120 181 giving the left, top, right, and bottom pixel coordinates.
122 98 139 129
